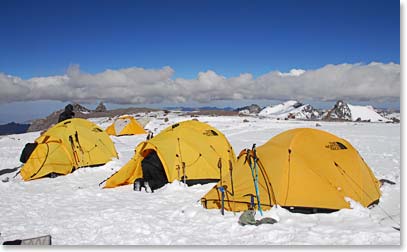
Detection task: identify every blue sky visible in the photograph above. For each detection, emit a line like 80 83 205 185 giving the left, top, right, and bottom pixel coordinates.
0 0 400 123
1 0 399 78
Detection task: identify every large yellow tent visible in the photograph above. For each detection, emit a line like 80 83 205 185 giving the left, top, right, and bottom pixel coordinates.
103 120 236 190
105 115 147 136
201 128 381 213
20 118 118 181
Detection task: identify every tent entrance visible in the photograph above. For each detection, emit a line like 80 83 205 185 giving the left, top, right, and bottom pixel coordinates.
141 150 168 190
20 143 38 163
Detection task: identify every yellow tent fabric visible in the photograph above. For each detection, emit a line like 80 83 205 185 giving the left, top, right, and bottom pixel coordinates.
201 128 381 212
21 118 118 181
104 120 236 188
105 115 147 136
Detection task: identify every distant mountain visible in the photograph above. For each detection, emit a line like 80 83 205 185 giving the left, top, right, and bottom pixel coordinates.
0 122 30 135
376 109 400 123
94 102 107 112
27 104 157 132
199 106 234 111
383 112 400 123
323 100 352 121
12 99 398 135
235 104 262 115
258 100 321 120
323 100 391 122
73 103 92 114
164 106 196 112
164 106 234 112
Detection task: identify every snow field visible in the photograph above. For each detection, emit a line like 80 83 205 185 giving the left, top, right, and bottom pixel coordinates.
0 113 401 245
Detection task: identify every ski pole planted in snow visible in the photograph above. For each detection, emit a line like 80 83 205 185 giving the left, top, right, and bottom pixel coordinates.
218 186 225 215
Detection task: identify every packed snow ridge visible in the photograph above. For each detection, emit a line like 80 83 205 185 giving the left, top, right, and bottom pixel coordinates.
240 100 394 122
257 100 320 120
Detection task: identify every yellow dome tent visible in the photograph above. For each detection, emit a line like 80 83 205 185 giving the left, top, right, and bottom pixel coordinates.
103 120 236 190
105 115 147 136
201 128 381 213
20 118 118 181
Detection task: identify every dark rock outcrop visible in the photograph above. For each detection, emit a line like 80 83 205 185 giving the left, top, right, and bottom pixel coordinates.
323 100 352 121
235 104 262 114
73 103 91 113
94 102 107 112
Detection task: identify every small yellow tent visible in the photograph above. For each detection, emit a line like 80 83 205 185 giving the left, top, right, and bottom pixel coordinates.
103 120 236 190
201 128 381 213
105 115 147 136
20 118 118 181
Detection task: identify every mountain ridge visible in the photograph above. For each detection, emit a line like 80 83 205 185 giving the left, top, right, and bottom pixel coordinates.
1 100 400 135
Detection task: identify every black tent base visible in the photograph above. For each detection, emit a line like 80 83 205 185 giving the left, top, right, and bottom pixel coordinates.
282 206 338 214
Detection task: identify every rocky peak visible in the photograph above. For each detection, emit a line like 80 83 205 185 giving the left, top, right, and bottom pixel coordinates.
324 100 352 121
94 102 107 112
301 104 321 120
236 104 262 115
292 101 304 109
72 103 91 113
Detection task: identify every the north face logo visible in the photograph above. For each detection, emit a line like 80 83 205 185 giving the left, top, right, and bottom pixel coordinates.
203 130 219 136
325 142 347 150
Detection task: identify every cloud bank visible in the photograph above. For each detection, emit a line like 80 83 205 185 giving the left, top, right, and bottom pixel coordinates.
0 62 400 104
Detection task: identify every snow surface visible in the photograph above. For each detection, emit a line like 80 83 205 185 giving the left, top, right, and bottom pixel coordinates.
258 100 298 118
347 104 391 122
0 112 401 246
238 109 251 115
258 100 318 120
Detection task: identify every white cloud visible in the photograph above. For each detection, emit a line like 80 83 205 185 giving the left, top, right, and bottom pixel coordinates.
0 62 400 104
278 69 306 77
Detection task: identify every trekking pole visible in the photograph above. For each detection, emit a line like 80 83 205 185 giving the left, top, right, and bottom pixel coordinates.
228 159 234 196
176 164 181 182
74 131 85 165
217 158 222 185
177 138 187 187
74 131 84 154
251 144 263 216
229 159 236 215
69 136 79 168
250 195 255 209
218 186 225 215
182 162 186 186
